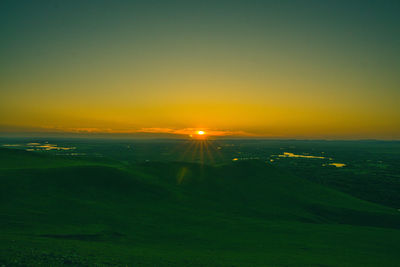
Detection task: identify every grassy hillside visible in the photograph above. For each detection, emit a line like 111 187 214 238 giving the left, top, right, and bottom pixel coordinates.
0 148 120 170
1 148 400 266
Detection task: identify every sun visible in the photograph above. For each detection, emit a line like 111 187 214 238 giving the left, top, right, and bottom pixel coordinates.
189 130 207 139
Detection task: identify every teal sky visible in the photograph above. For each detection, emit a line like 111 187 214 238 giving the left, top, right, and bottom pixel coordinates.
1 1 400 139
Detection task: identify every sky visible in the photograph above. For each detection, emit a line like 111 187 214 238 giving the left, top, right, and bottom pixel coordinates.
1 0 399 139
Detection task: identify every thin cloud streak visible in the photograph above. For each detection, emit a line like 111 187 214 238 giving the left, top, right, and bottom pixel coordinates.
1 125 254 137
136 128 253 137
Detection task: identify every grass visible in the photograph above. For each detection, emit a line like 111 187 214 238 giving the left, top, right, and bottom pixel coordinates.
1 147 400 266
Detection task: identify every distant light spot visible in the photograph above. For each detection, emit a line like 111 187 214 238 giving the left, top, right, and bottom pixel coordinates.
276 152 325 159
329 163 346 168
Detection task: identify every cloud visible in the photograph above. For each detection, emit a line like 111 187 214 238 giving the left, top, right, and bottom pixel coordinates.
135 127 252 137
0 124 254 138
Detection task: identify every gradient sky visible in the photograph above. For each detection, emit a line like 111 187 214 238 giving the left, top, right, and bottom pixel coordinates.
1 0 399 139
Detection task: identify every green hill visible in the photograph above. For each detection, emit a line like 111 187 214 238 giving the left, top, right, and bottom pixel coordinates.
1 148 400 266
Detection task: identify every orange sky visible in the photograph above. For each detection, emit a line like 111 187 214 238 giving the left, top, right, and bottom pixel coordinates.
1 1 399 139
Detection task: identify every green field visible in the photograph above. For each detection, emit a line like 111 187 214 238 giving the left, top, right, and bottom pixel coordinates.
1 146 400 266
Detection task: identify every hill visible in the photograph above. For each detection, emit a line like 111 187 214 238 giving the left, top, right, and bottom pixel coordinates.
1 148 400 266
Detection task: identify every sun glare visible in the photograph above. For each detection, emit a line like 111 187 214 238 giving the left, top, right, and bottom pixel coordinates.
197 130 205 135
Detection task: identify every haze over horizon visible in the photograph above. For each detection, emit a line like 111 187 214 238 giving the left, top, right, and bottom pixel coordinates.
1 0 400 139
